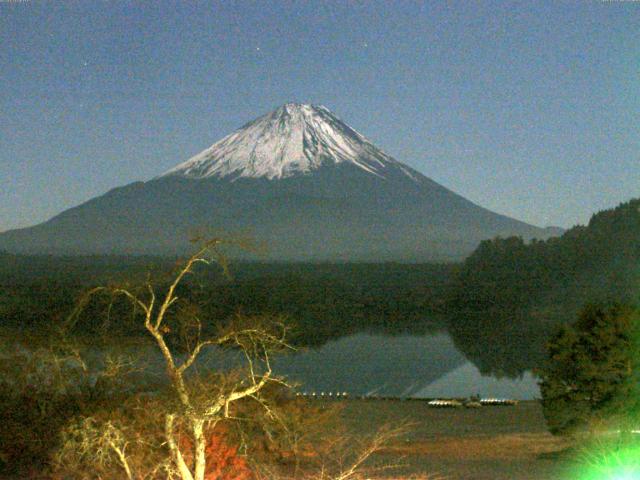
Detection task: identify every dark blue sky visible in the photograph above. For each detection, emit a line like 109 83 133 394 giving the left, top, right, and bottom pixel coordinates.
1 1 638 232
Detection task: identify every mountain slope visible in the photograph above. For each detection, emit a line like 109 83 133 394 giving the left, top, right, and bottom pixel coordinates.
0 103 554 261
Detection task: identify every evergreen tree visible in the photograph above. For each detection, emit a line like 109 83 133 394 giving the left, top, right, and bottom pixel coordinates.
539 303 640 435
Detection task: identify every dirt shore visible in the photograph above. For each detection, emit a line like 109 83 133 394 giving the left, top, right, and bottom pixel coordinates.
335 399 573 480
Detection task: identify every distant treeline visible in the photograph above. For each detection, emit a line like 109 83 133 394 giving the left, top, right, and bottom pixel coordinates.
0 256 454 346
446 198 640 377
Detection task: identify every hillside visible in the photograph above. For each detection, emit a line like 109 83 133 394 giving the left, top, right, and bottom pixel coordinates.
447 198 640 377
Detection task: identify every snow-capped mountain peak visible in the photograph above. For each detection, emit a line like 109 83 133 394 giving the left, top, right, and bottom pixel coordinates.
162 103 416 181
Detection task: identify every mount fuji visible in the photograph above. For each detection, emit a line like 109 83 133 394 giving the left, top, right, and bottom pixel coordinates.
0 103 556 261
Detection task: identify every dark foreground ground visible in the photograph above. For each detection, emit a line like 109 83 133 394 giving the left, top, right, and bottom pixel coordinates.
336 399 572 480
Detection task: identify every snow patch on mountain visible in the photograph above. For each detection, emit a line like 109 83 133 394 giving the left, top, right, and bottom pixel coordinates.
162 103 418 181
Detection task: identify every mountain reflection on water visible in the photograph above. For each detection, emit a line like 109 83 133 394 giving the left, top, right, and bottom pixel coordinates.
272 332 540 400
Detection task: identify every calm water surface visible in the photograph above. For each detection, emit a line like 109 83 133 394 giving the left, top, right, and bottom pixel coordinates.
272 332 540 399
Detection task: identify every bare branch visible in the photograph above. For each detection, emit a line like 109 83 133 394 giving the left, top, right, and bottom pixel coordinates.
155 240 221 330
177 339 219 374
112 288 151 315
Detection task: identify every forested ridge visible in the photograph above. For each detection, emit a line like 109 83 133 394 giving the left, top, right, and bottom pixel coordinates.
447 198 640 376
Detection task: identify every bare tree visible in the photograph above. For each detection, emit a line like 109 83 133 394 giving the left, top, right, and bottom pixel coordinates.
55 239 432 480
64 239 291 480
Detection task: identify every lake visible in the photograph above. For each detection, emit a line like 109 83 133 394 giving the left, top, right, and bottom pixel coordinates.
2 330 540 400
272 332 541 399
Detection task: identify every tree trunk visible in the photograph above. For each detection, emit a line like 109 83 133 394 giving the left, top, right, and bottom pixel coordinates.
193 418 206 480
165 414 195 480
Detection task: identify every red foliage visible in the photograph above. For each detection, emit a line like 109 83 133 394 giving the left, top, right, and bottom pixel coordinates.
179 425 253 480
202 431 252 480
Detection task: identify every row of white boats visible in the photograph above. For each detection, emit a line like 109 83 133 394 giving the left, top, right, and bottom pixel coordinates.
294 392 519 407
427 398 519 408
